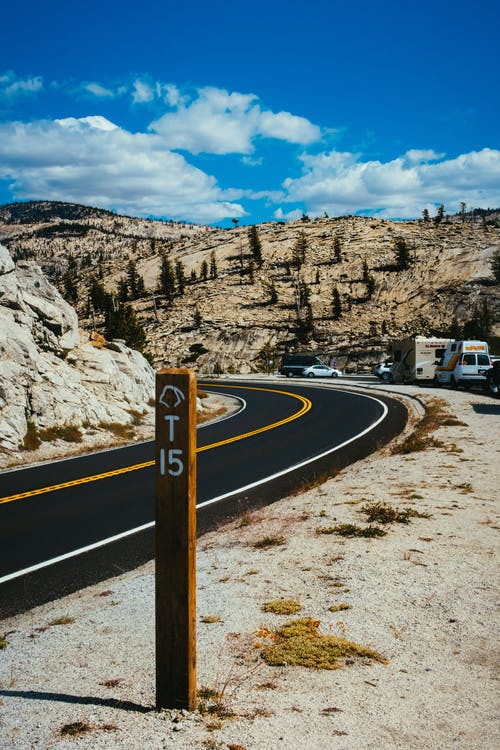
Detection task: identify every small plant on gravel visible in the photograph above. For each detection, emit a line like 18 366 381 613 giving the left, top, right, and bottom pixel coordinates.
48 616 75 626
197 686 234 720
328 604 352 612
60 721 93 737
262 599 302 615
316 523 386 538
0 634 9 649
260 617 388 669
201 615 223 624
360 501 431 524
252 534 286 549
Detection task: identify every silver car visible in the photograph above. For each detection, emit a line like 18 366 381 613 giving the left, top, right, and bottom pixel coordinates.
302 364 342 378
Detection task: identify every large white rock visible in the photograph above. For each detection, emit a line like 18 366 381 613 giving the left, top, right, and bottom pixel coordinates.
0 243 155 451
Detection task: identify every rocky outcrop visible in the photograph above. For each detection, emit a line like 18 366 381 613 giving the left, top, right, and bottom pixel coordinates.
0 244 154 451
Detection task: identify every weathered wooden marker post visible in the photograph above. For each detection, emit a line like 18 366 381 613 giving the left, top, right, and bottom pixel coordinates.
155 368 197 710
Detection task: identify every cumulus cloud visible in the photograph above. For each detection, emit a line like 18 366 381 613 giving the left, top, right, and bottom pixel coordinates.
149 86 321 154
82 82 116 98
132 79 155 104
0 116 245 223
279 148 500 219
0 70 43 99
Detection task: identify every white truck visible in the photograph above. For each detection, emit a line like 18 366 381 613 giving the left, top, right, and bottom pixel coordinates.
390 336 452 384
434 340 491 389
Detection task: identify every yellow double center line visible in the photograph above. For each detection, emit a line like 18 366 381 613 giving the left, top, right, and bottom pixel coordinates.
0 385 311 507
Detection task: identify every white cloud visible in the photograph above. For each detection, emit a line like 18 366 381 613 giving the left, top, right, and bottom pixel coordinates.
132 79 155 104
0 70 43 99
149 86 321 154
0 116 245 223
280 148 500 218
82 82 116 98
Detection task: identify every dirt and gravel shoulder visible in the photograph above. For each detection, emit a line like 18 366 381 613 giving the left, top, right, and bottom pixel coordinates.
0 383 499 749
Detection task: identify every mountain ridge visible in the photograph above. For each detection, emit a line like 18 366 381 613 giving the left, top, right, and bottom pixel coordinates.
1 201 498 371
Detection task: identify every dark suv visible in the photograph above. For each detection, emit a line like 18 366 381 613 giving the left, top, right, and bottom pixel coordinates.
279 354 323 377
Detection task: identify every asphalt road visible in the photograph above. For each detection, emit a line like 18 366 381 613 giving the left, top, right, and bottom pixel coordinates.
0 380 407 618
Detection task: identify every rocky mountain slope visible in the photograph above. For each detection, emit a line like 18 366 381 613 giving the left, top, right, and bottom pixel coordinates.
1 201 499 373
0 242 154 459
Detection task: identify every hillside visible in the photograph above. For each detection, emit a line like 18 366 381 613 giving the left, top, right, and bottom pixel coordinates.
1 202 499 371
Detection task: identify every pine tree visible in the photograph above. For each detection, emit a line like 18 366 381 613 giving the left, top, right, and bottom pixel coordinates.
175 260 186 296
89 276 112 312
248 225 263 266
159 254 175 304
332 285 342 320
434 204 445 226
193 306 202 328
263 280 278 305
490 249 500 282
422 208 430 222
332 236 342 263
210 251 218 279
292 231 308 269
395 237 410 270
126 260 145 300
105 302 148 353
200 259 208 281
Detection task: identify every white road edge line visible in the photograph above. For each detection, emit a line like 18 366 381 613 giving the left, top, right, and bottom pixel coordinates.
0 391 386 585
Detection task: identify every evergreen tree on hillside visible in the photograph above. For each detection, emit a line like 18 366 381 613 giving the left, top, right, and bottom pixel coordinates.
89 275 112 312
434 204 445 226
104 302 148 353
210 251 218 279
490 249 500 282
292 230 308 269
332 285 342 320
200 259 208 281
248 225 263 266
175 260 186 296
127 260 145 300
395 237 410 270
158 254 175 304
332 236 342 263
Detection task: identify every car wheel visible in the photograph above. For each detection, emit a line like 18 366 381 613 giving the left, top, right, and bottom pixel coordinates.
450 375 458 389
381 372 390 381
307 372 315 378
331 372 339 378
286 371 293 377
433 376 440 388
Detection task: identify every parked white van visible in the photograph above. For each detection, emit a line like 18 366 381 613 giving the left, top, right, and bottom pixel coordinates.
434 340 491 389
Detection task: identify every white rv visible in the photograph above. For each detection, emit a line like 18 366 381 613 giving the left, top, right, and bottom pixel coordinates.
434 340 491 389
390 336 452 383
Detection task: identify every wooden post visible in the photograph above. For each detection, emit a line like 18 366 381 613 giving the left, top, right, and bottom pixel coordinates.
155 368 197 710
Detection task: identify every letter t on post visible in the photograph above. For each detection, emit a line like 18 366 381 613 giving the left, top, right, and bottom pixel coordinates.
155 368 196 710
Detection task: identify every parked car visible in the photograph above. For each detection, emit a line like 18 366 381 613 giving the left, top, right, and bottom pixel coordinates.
302 364 342 378
373 361 393 381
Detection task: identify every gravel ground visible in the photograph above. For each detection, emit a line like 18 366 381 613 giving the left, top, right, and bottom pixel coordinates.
0 381 499 749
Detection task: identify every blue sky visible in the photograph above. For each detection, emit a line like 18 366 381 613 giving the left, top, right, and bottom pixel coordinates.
1 0 499 226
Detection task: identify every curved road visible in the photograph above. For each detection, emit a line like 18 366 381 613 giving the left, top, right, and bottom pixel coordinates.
0 380 406 617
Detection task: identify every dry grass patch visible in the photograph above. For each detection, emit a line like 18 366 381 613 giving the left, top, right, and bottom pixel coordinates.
201 615 224 624
99 421 135 439
252 535 286 549
59 721 117 738
38 424 83 443
262 599 302 615
328 604 352 612
360 501 431 524
260 618 388 670
392 398 458 455
316 523 386 538
48 616 75 626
